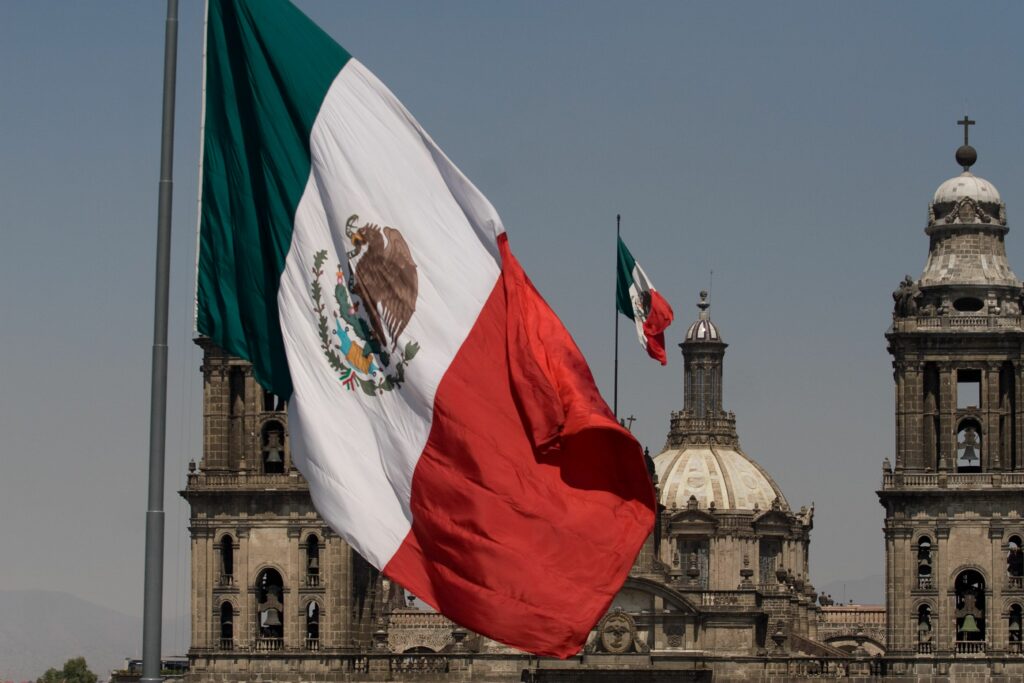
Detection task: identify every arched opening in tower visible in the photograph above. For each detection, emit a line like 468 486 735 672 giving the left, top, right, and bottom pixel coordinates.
956 418 983 473
954 570 985 647
256 568 285 643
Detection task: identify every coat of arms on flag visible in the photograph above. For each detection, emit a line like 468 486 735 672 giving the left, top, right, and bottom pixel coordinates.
310 215 421 396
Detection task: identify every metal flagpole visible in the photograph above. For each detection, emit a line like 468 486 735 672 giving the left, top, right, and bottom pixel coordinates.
142 1 178 680
614 214 620 418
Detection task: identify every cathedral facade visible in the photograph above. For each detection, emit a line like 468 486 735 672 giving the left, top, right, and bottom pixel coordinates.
181 128 1024 681
182 298 857 682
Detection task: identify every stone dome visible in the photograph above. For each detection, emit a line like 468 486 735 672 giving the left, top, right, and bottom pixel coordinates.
654 445 787 511
933 172 1001 205
685 318 721 343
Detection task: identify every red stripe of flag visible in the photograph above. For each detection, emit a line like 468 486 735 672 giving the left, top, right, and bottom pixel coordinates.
385 234 656 658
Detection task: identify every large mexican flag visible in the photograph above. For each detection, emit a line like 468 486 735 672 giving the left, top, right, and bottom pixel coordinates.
196 0 655 658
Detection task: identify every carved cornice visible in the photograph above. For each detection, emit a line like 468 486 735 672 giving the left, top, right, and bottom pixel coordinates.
928 197 1007 229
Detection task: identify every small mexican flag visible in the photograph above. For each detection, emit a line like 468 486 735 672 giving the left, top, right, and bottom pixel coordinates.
616 237 674 364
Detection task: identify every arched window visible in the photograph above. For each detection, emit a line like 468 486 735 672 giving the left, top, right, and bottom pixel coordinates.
261 421 286 474
1008 536 1023 588
306 601 320 650
219 601 234 650
917 604 932 653
957 420 983 473
954 570 986 651
219 535 234 586
306 534 321 586
678 538 709 589
1009 604 1023 653
256 569 284 647
917 537 933 589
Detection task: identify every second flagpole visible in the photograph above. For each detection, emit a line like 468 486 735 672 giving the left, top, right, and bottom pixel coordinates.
613 214 620 418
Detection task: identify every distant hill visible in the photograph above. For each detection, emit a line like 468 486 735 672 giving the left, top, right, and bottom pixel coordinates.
0 590 187 683
818 574 885 605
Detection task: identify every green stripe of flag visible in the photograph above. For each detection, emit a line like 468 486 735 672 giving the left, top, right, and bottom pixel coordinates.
196 0 351 398
616 236 637 320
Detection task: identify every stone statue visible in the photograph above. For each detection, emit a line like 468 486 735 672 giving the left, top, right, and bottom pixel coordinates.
893 275 920 317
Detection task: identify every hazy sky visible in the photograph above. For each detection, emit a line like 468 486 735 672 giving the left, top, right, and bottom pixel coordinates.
3 0 1024 654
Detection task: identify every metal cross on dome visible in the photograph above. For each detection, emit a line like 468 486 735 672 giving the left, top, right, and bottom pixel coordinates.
958 115 975 146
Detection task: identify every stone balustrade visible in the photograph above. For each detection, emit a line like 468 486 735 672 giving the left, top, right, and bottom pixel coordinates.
188 472 309 490
955 640 986 654
891 314 1024 333
882 471 1024 490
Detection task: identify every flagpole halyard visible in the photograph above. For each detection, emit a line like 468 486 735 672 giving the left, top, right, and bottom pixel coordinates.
142 0 178 680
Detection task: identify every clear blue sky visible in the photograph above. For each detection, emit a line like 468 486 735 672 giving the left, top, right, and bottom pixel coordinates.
2 0 1023 652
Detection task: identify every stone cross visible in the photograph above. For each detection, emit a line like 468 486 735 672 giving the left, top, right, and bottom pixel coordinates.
958 115 975 146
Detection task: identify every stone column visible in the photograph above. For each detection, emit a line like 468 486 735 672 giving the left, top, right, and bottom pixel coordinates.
652 595 665 650
1016 362 1024 471
935 525 951 653
202 363 230 471
895 362 906 471
905 364 924 470
884 522 896 650
939 365 955 471
287 526 302 648
237 527 251 649
991 524 1005 652
986 363 1002 470
892 527 912 653
243 369 259 472
191 528 211 649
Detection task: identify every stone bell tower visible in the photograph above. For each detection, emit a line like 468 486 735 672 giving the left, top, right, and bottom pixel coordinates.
181 340 383 680
880 120 1024 669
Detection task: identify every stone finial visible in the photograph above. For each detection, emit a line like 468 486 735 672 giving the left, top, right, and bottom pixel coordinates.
739 554 754 589
372 618 388 651
771 621 788 652
697 290 710 319
686 552 701 588
775 566 788 585
451 626 468 652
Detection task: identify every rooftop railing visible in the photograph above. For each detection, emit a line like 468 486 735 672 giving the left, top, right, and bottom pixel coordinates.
883 471 1024 489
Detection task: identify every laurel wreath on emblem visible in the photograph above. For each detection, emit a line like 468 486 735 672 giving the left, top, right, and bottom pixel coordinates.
309 215 420 396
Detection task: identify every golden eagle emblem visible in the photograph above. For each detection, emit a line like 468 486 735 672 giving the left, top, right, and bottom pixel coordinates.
345 214 418 349
308 214 421 397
